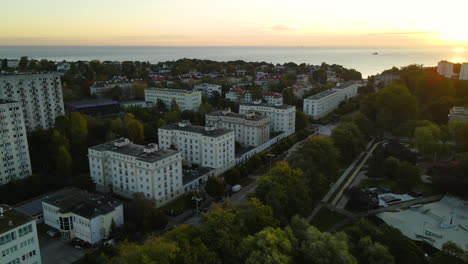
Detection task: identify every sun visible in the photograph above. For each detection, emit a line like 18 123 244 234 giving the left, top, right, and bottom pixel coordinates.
454 47 465 53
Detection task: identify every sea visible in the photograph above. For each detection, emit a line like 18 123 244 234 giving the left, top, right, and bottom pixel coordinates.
1 46 467 77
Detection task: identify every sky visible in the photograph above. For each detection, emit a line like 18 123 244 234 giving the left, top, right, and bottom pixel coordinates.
1 0 468 47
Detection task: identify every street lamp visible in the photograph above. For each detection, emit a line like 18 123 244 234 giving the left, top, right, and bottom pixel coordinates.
191 195 202 216
267 154 275 176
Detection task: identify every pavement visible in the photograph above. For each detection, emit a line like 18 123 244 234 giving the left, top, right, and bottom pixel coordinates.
39 229 85 264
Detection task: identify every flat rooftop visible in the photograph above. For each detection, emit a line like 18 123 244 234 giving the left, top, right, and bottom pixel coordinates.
66 99 119 108
0 204 33 234
43 188 122 219
207 111 268 121
334 80 360 89
377 196 468 250
145 88 200 94
305 89 338 100
183 167 214 185
240 102 295 110
160 122 233 137
90 139 179 163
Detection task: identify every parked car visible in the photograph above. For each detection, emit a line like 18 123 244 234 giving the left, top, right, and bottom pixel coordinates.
232 184 242 193
46 230 57 238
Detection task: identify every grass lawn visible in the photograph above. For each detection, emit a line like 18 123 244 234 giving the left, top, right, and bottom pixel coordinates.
310 207 348 231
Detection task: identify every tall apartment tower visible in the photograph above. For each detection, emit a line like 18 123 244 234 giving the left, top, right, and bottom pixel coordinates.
0 73 65 131
0 100 32 185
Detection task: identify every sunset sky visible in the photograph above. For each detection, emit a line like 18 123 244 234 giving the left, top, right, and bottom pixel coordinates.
1 0 467 47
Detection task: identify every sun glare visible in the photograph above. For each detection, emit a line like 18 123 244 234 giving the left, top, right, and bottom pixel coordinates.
454 48 465 53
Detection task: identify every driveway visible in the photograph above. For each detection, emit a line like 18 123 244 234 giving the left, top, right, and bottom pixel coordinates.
39 230 85 264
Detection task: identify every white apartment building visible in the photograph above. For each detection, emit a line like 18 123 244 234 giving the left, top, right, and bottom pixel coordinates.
193 83 222 98
89 76 133 97
459 63 468 80
225 88 252 103
88 138 184 206
448 107 468 123
7 60 19 68
145 88 202 111
303 89 341 119
437 61 454 78
0 100 32 185
239 103 296 136
0 204 41 264
158 121 235 170
333 81 360 101
42 188 124 244
263 92 283 105
206 109 270 147
0 73 65 131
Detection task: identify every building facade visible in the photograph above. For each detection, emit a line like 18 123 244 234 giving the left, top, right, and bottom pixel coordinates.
303 89 341 119
460 63 468 80
448 107 468 123
88 138 184 206
239 103 296 136
206 110 270 147
158 121 235 169
0 73 65 131
193 83 222 98
0 204 41 264
334 81 360 101
0 100 32 185
437 61 454 78
145 88 202 111
42 188 124 244
89 76 133 98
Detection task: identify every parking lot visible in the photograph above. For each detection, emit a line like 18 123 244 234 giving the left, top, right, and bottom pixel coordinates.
38 225 86 264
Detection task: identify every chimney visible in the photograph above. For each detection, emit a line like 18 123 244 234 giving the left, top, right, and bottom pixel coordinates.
0 207 4 219
8 220 13 227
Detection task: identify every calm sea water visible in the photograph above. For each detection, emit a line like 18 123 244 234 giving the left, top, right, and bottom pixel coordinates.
1 46 467 77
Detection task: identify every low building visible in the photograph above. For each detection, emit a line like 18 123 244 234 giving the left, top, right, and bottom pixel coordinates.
65 99 120 116
334 81 360 101
42 188 123 244
263 92 283 105
448 106 468 123
158 121 235 170
144 88 202 111
90 76 133 97
193 83 222 98
437 61 454 78
56 62 70 72
239 102 296 136
6 60 19 68
206 109 270 147
0 204 42 264
120 100 147 109
303 89 341 119
88 138 184 205
459 63 468 80
0 100 32 185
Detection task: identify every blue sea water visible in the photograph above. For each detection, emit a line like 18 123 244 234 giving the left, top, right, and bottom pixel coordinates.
1 46 467 77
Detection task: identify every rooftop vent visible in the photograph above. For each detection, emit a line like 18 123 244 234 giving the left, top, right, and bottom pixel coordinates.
253 100 262 105
178 120 191 127
0 207 4 219
114 138 131 147
144 143 159 153
8 220 13 227
205 126 215 131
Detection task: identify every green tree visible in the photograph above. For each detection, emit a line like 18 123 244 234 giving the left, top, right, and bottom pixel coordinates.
295 111 309 131
171 99 181 112
56 146 73 178
205 176 225 197
357 236 395 264
397 161 420 191
384 157 400 179
125 113 145 143
19 56 28 70
240 227 293 264
224 168 241 185
331 122 366 164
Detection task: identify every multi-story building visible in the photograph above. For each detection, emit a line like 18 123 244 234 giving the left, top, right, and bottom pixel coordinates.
193 83 222 98
334 81 360 101
158 121 235 169
263 92 283 105
144 88 202 111
6 60 19 68
448 107 468 123
0 73 65 131
206 109 270 147
42 188 124 244
0 204 41 264
225 88 252 103
88 138 184 205
437 61 454 78
0 100 32 185
460 63 468 80
239 103 296 136
89 76 133 97
303 89 341 119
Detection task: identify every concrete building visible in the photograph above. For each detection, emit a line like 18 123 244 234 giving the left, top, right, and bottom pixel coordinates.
303 89 341 119
120 100 147 109
225 88 251 103
158 121 235 170
239 103 296 136
0 73 65 131
89 76 133 98
263 92 283 105
459 63 468 80
0 100 32 185
206 109 270 147
56 62 70 72
334 81 360 101
437 61 454 78
0 204 41 264
145 88 202 111
6 60 19 68
448 106 468 123
42 188 123 244
65 99 120 117
193 83 222 98
88 138 183 205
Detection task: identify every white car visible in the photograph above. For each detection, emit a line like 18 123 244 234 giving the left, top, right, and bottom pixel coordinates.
46 230 57 238
232 184 242 193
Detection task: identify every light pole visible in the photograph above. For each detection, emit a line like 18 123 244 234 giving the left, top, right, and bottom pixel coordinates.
191 196 202 216
267 154 275 176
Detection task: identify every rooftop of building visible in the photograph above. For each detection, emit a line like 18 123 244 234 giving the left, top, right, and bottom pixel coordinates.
207 110 269 121
90 138 179 163
0 72 60 77
66 98 119 108
305 89 338 100
160 121 233 137
334 80 361 89
0 204 34 234
450 106 468 114
240 102 295 110
183 166 214 185
42 188 122 219
145 87 200 94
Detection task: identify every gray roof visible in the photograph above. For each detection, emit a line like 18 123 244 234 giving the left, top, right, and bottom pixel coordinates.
160 122 233 137
0 204 33 234
240 103 295 110
145 88 200 94
207 111 268 121
334 80 360 89
66 98 118 108
42 188 122 219
305 89 338 100
90 139 179 163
